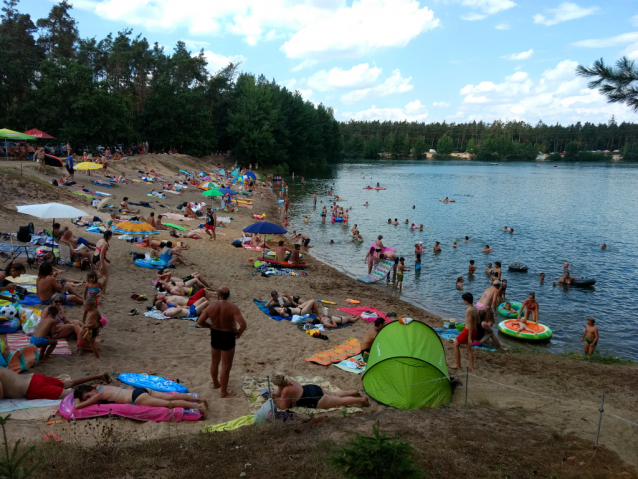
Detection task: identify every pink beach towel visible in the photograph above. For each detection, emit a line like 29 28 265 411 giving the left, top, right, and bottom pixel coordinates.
7 332 72 355
337 306 391 323
58 394 201 422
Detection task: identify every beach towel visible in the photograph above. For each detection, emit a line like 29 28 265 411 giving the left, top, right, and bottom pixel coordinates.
333 354 366 374
253 300 316 322
357 259 394 283
17 295 73 307
241 244 266 251
143 310 197 321
163 223 187 231
0 242 38 255
0 398 61 413
255 264 307 277
242 375 362 416
91 181 111 188
305 338 361 366
7 332 72 355
434 328 497 351
202 414 255 433
337 306 390 323
7 274 38 285
160 213 196 221
129 202 153 208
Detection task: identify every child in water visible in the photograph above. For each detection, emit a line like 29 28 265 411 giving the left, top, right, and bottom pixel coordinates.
581 317 599 356
396 257 405 292
456 277 463 290
503 302 517 314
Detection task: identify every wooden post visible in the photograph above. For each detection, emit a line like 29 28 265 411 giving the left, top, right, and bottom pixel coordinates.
595 394 604 448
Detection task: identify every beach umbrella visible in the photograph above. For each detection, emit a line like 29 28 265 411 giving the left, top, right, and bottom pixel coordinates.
1 129 36 160
198 181 218 190
202 176 212 181
23 128 55 139
74 162 103 170
219 188 237 195
112 220 158 236
245 171 257 180
17 203 89 240
202 189 223 197
243 221 287 259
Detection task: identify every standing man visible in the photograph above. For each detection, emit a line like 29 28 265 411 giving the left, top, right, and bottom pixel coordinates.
283 195 290 216
313 191 317 207
65 153 74 182
35 146 46 173
196 286 247 398
205 207 217 241
475 280 502 314
451 292 479 371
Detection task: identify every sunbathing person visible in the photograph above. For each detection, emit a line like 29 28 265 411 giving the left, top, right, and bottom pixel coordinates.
264 291 298 308
0 369 111 400
36 262 84 305
269 373 369 409
73 384 207 417
29 306 59 361
157 278 207 296
154 298 209 318
157 270 212 289
154 289 210 308
314 315 359 329
268 299 319 318
169 229 201 239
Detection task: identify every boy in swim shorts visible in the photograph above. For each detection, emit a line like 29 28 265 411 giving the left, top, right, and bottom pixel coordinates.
29 306 58 361
581 317 599 356
396 257 405 292
80 298 102 359
451 293 479 371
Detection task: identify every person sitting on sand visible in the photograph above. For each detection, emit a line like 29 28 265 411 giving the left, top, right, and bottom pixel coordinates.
265 291 298 308
483 244 493 253
474 309 509 351
119 197 140 214
0 369 111 401
155 298 209 318
29 306 59 361
147 212 168 231
36 262 84 305
270 241 287 261
268 373 369 410
160 241 189 266
0 262 26 293
73 384 207 416
289 244 303 264
581 317 599 356
183 204 198 219
517 292 539 324
361 318 385 363
555 272 578 285
313 315 359 329
269 299 319 318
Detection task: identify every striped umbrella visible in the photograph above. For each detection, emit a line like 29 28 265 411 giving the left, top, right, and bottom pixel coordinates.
198 181 218 190
112 220 158 235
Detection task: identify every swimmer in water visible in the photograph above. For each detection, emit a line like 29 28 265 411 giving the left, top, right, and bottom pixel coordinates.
509 228 514 234
392 218 398 226
387 219 391 224
452 241 458 248
555 272 578 285
563 263 569 270
412 205 415 209
433 241 441 253
364 201 369 207
419 224 424 231
464 236 469 242
485 263 493 275
483 245 493 253
456 277 464 290
468 260 477 275
503 226 508 231
601 243 606 250
539 272 545 284
329 240 334 244
405 219 409 225
376 182 380 187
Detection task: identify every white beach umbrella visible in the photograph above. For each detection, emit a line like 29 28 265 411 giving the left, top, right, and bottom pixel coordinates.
16 203 89 220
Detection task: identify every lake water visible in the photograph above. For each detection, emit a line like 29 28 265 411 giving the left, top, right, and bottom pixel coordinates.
286 160 638 360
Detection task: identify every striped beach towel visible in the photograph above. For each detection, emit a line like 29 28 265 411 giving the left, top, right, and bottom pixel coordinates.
7 333 73 356
357 259 394 283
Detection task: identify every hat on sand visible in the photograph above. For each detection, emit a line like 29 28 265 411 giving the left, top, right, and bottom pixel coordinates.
493 280 502 286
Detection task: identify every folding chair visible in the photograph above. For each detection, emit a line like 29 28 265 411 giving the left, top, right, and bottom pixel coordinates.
57 242 74 271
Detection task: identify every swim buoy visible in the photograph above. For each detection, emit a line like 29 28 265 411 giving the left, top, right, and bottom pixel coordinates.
498 320 552 341
345 299 360 304
497 302 524 319
508 264 528 272
569 278 596 286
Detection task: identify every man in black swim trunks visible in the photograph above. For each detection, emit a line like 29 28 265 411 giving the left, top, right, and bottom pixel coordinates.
196 286 247 398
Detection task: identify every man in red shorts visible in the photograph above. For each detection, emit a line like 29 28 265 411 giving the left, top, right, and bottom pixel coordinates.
450 292 479 371
154 289 209 308
205 207 217 241
0 368 110 400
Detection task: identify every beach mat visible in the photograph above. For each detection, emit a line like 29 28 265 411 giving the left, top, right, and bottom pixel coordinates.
305 338 361 366
333 354 366 374
433 328 497 351
253 300 316 322
129 202 154 208
18 295 73 307
358 259 394 283
7 332 72 355
0 397 61 414
0 243 38 255
337 306 391 323
256 264 307 277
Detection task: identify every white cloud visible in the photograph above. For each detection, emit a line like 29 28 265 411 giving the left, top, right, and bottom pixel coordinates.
281 0 439 61
340 70 413 104
342 100 429 121
533 2 599 26
291 60 317 72
460 0 516 20
502 48 533 60
307 63 382 92
433 101 450 107
454 59 635 123
495 22 511 29
573 32 638 60
296 88 313 100
200 51 246 73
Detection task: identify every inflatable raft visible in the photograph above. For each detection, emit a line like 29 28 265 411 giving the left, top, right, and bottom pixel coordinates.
498 320 552 341
497 302 524 319
263 259 306 269
332 216 346 223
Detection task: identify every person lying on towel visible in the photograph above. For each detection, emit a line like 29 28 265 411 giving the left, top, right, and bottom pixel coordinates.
73 384 207 417
154 298 209 318
0 368 110 401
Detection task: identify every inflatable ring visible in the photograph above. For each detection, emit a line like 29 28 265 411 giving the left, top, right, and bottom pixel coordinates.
569 278 596 286
345 299 360 304
498 320 552 341
508 264 528 272
497 302 524 318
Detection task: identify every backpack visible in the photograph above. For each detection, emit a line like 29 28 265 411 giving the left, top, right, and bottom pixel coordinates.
17 223 34 243
7 345 39 373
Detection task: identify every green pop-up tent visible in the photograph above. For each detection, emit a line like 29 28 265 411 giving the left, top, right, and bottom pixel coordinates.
362 321 452 409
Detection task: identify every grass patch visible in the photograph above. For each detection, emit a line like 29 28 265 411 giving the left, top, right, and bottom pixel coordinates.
0 167 56 190
559 350 635 365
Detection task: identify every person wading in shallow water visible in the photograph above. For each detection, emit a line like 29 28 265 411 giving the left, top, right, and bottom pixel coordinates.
196 286 247 398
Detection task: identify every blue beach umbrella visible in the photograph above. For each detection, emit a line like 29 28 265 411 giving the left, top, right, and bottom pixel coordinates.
219 188 237 195
246 171 257 180
243 221 288 258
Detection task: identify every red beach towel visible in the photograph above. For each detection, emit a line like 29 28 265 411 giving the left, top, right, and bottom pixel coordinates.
336 306 391 323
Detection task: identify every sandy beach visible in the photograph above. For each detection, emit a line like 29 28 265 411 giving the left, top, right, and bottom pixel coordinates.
0 155 636 472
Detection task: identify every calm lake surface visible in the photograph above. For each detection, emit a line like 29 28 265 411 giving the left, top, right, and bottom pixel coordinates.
286 160 638 360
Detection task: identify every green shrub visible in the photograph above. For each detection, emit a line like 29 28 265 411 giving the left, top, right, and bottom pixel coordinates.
329 424 423 479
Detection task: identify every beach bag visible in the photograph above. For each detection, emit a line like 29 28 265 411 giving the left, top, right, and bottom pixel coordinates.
17 223 34 243
231 240 242 248
254 399 276 425
7 345 39 373
22 310 41 335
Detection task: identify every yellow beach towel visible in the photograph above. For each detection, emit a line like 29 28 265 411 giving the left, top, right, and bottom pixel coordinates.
202 414 254 433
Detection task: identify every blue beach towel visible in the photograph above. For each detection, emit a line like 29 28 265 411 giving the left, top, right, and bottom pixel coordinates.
253 299 317 322
434 328 497 352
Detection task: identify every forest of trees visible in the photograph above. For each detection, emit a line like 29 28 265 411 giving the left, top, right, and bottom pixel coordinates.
340 117 638 161
0 0 341 169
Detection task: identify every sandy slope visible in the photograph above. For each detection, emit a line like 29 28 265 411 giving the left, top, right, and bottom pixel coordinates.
0 155 636 469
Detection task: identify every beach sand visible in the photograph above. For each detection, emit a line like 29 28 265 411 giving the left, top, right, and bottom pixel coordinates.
0 156 636 469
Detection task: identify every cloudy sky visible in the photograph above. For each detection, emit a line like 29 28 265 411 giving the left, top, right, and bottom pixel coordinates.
22 0 638 124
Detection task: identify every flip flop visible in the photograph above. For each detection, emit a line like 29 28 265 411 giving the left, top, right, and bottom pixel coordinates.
128 309 139 316
131 294 139 299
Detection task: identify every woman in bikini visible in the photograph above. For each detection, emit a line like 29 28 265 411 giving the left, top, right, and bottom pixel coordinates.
269 299 320 318
364 246 376 274
316 315 358 329
93 231 112 294
518 292 539 324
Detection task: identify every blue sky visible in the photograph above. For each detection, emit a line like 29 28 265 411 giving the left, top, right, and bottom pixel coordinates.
21 0 638 124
